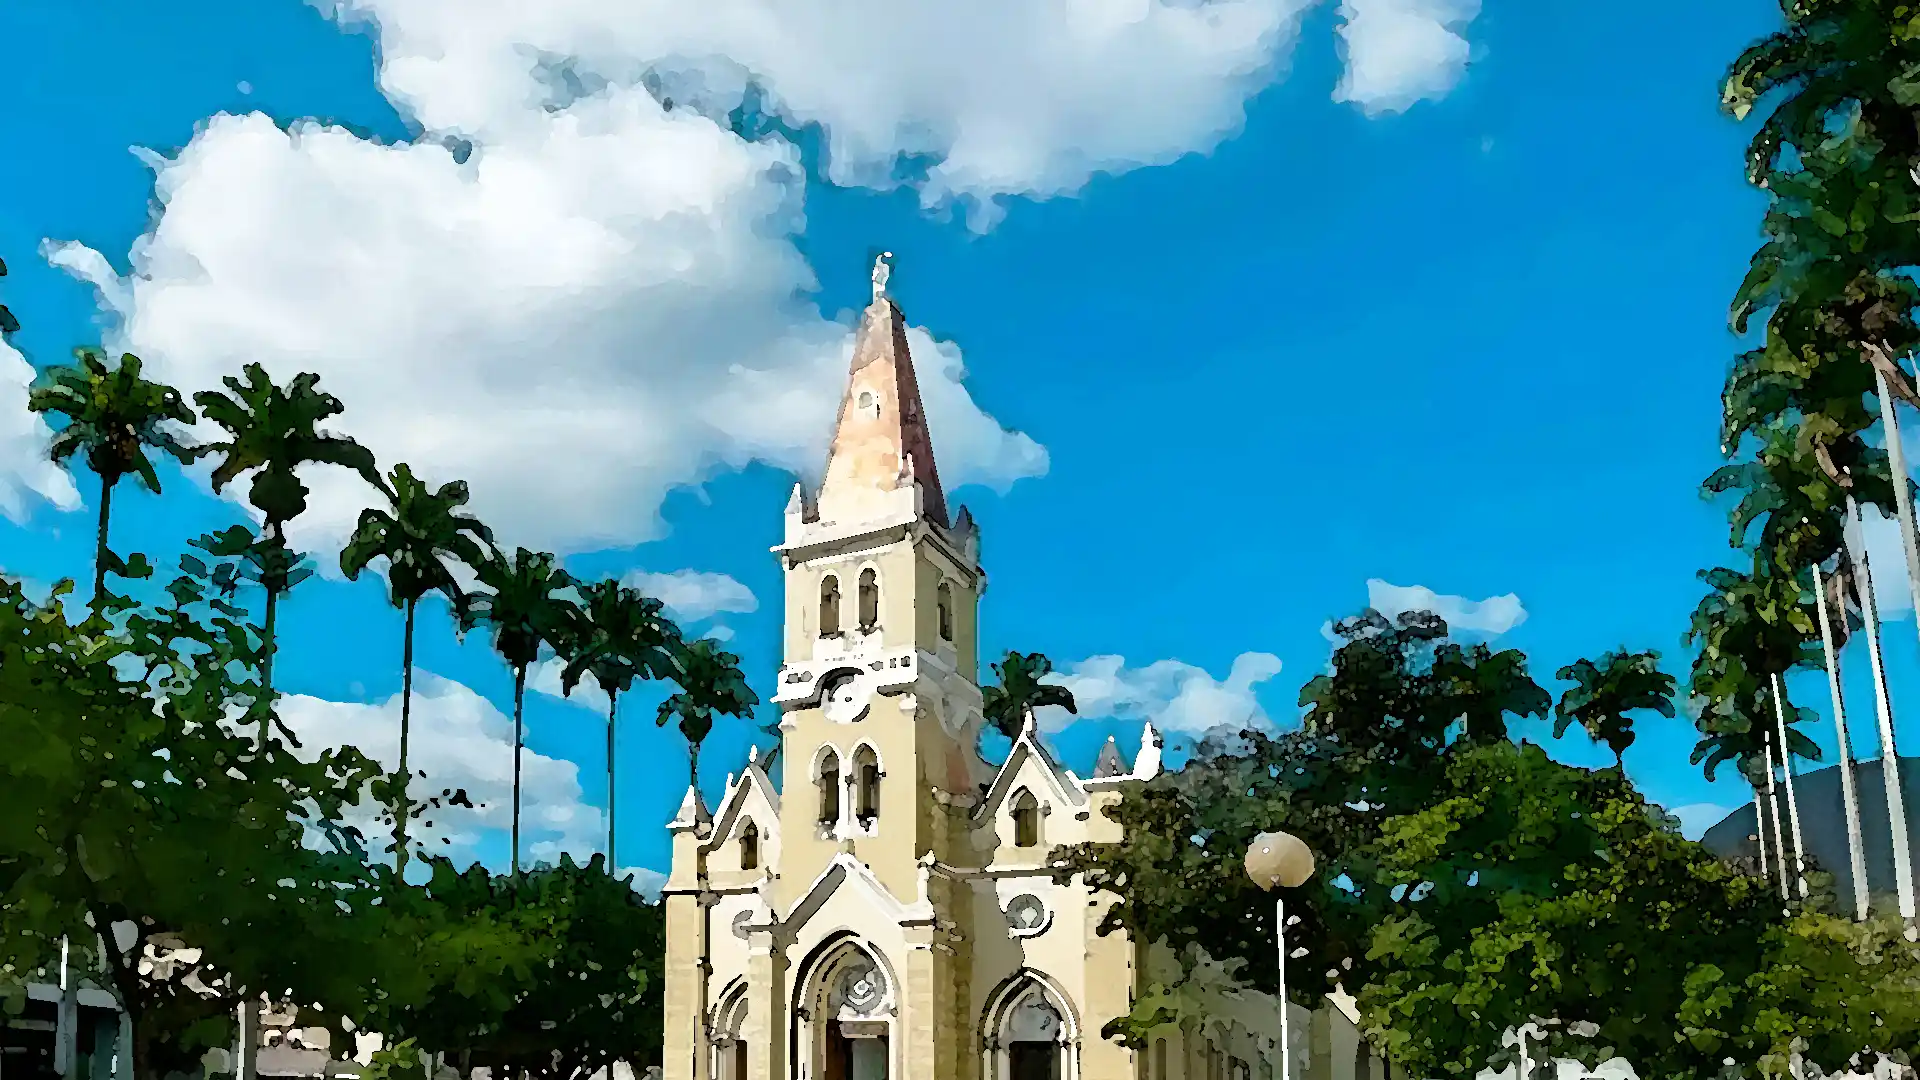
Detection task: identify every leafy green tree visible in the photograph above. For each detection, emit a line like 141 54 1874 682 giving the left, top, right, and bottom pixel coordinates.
1355 741 1782 1080
981 651 1077 739
560 581 683 869
1553 649 1676 767
657 638 758 793
462 547 578 875
28 349 195 610
0 564 390 1080
1057 610 1547 1046
340 463 494 873
371 855 666 1078
194 364 380 745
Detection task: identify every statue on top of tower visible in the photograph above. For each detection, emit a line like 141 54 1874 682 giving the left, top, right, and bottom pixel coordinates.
871 250 893 302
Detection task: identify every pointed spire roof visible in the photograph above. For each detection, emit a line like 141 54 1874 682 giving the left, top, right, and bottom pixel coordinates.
814 253 948 529
669 782 711 831
1092 736 1128 778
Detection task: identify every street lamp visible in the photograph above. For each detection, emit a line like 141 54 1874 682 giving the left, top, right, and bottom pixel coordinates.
1245 831 1316 1080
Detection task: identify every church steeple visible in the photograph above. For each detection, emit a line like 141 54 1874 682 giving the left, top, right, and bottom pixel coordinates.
812 252 949 530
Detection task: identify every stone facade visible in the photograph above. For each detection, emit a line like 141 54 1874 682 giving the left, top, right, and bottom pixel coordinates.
661 271 1380 1080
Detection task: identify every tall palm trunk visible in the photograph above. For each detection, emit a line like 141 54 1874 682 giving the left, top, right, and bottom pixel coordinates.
91 474 114 615
258 586 279 750
1872 361 1920 642
1763 738 1790 902
688 739 703 803
512 666 526 877
1771 672 1810 900
1847 492 1917 923
395 598 417 875
1812 559 1872 920
606 688 620 874
257 525 283 751
1754 790 1773 882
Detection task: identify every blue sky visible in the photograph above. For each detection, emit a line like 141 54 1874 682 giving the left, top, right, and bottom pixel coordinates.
4 0 1907 884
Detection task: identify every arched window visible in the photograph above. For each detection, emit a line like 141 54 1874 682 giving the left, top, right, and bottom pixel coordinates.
854 746 881 825
819 575 842 636
1011 789 1040 849
819 750 841 826
739 821 760 871
936 581 954 641
1154 1039 1168 1080
857 568 879 631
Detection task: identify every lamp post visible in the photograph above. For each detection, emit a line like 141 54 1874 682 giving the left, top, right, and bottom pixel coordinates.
1245 831 1316 1080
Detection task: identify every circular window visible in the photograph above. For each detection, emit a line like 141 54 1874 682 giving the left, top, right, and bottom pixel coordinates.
1006 894 1050 936
822 672 869 723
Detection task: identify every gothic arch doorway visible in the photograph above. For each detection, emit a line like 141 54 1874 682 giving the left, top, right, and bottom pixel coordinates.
712 984 748 1080
793 937 894 1080
982 973 1078 1080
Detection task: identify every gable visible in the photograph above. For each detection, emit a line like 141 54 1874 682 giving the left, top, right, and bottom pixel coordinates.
705 758 780 854
975 723 1085 827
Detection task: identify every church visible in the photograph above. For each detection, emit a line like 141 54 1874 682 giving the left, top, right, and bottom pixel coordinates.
660 259 1382 1080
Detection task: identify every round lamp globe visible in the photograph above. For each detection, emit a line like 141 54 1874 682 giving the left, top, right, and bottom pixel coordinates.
1245 830 1315 890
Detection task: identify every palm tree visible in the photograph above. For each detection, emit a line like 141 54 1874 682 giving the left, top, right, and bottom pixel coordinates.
1687 561 1826 897
28 349 195 612
194 364 380 746
462 546 578 875
1552 650 1676 769
1428 641 1552 745
982 651 1078 739
559 580 683 870
656 638 758 795
339 463 493 874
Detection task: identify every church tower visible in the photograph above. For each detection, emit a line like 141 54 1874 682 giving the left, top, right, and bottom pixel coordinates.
769 252 989 910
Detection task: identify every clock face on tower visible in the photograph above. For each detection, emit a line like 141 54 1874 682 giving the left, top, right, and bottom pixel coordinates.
821 672 870 723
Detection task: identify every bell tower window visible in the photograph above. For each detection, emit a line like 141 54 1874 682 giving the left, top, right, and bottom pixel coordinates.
819 575 842 636
854 746 881 826
858 568 879 631
739 821 760 870
1012 789 1040 849
818 750 842 826
936 581 953 641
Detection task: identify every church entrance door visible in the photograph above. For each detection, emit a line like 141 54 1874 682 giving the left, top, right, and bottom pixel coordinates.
1008 1043 1058 1080
824 1025 888 1080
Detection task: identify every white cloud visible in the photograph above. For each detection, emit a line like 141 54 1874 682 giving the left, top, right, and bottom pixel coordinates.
319 0 1330 218
1667 802 1735 842
46 0 1476 558
51 104 1044 559
280 671 607 867
1333 0 1480 116
0 339 82 522
624 569 756 622
1040 651 1284 735
1366 578 1526 636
